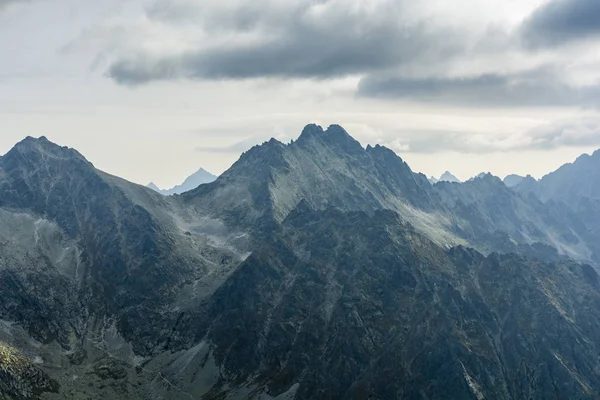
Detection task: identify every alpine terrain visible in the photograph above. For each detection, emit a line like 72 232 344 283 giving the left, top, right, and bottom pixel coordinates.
2 125 600 399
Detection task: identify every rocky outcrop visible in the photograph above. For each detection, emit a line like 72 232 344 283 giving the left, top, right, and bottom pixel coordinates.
0 342 59 399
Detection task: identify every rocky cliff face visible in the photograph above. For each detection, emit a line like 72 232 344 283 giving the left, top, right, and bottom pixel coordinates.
185 126 598 263
0 342 59 400
183 125 435 234
511 150 600 263
514 150 600 205
191 206 600 399
2 128 600 399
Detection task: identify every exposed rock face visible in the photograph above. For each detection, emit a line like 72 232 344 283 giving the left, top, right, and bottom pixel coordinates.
512 152 600 263
2 127 600 399
0 342 59 399
172 206 600 399
184 126 598 263
183 124 436 238
0 137 244 370
515 150 600 204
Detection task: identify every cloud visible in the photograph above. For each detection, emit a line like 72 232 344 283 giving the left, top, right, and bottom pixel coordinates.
357 67 600 107
106 0 465 85
0 0 27 10
192 115 600 157
195 138 264 154
521 0 600 47
383 117 600 154
67 0 600 111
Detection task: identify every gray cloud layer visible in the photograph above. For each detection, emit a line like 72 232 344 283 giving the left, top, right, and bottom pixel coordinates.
0 0 25 10
100 0 600 112
521 0 600 47
357 68 600 107
389 118 600 154
108 0 463 85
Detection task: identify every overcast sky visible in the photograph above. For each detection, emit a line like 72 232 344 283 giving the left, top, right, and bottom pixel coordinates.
1 0 600 188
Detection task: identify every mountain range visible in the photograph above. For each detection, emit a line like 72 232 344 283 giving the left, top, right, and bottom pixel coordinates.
2 126 600 399
428 171 461 184
148 168 217 196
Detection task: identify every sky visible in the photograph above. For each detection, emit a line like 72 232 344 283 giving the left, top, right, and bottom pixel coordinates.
1 0 600 188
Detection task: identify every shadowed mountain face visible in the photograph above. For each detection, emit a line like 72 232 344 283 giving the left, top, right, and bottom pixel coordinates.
2 128 600 399
184 206 600 400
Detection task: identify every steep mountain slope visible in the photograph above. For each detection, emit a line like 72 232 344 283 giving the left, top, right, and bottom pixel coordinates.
148 168 217 196
511 151 600 262
0 137 247 398
2 130 600 398
182 124 449 244
0 342 59 399
0 138 242 352
515 150 600 205
432 174 591 259
182 125 597 263
161 205 600 399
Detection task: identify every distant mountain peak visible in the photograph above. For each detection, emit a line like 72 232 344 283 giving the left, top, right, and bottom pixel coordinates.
4 135 89 168
147 182 161 192
14 136 62 152
147 167 217 196
439 171 461 183
503 174 525 188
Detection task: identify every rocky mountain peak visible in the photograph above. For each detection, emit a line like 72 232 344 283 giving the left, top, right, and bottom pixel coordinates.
2 136 90 174
297 123 325 142
147 168 217 196
503 174 525 187
9 136 82 159
438 171 461 183
295 123 363 154
147 182 161 192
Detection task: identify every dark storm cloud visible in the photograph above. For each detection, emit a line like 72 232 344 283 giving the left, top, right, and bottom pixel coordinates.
357 68 600 107
107 1 463 85
521 0 600 47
